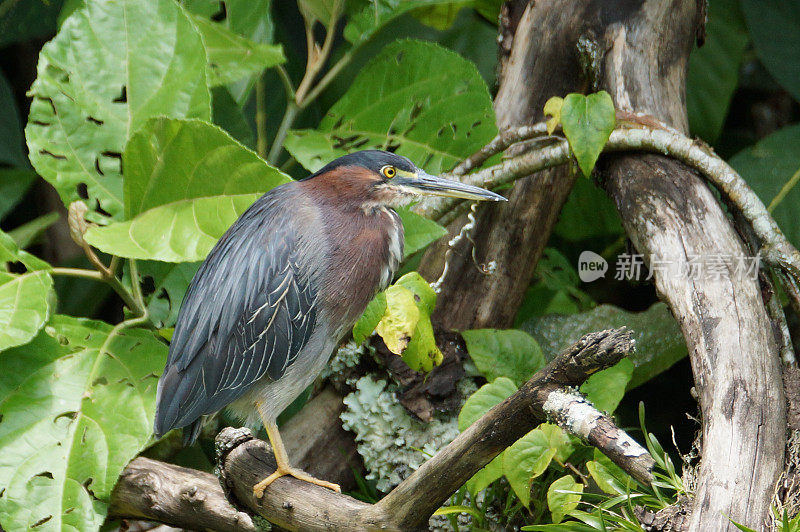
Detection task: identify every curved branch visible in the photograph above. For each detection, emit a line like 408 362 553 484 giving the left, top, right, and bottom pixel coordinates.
111 329 649 531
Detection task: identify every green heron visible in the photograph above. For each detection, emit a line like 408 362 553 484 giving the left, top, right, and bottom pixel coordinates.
153 150 504 496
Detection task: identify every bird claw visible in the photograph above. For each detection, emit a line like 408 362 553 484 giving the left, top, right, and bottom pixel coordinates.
252 466 341 498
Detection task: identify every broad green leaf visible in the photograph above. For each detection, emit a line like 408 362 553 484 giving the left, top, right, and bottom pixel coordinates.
0 69 26 167
395 271 436 314
686 0 749 142
353 291 388 345
123 118 290 218
503 429 558 507
522 303 686 389
412 3 470 30
465 453 504 495
298 0 342 27
0 316 167 532
375 284 420 354
0 228 49 270
344 1 470 47
0 271 53 353
0 169 38 221
730 125 800 249
84 193 261 262
26 0 211 222
547 475 584 524
461 329 545 386
191 15 285 87
740 0 800 102
560 92 616 178
580 358 634 413
138 261 201 329
539 423 575 463
396 207 447 256
458 377 517 431
586 450 632 495
285 40 497 175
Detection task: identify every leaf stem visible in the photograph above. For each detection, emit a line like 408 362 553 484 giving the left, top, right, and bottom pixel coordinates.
277 65 296 99
256 73 268 159
267 101 299 164
51 266 146 319
297 50 354 110
128 259 146 312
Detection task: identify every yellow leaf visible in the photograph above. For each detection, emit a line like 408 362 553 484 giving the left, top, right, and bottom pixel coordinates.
543 96 564 135
375 285 420 354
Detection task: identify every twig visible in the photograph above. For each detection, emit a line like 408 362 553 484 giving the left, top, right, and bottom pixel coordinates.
449 123 549 176
256 74 268 159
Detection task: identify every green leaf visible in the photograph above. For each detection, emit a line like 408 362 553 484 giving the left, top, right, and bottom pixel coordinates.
84 193 262 262
522 303 686 390
560 91 616 178
395 271 436 314
730 125 800 249
586 449 632 495
465 452 504 495
191 15 285 87
0 69 26 167
7 212 60 250
547 475 584 524
740 0 800 102
580 358 634 413
461 329 545 386
212 86 255 147
0 169 38 221
553 177 623 242
138 261 200 329
353 291 388 345
0 316 167 531
375 284 420 354
503 429 558 507
401 307 442 372
539 423 575 463
0 271 53 353
458 377 517 431
396 207 447 256
344 1 469 47
123 118 289 218
25 0 211 222
298 0 342 27
285 40 497 175
686 0 749 142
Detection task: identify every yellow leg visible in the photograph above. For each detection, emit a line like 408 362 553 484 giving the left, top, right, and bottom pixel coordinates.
252 416 341 498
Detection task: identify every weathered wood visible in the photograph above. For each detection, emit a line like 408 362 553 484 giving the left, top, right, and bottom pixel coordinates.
417 0 581 329
109 457 256 532
591 1 786 529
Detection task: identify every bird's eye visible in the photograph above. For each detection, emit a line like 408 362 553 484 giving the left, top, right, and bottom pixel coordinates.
381 166 396 179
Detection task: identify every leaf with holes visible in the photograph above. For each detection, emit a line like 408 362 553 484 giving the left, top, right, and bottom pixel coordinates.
123 118 290 218
138 261 201 329
84 193 262 262
0 316 167 531
730 124 800 250
461 329 545 386
560 91 616 178
344 1 471 47
192 15 285 87
25 0 211 222
285 40 496 175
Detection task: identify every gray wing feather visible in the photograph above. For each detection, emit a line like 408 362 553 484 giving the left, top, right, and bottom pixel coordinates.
153 191 317 438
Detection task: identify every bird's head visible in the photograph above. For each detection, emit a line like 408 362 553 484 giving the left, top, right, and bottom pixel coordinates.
305 150 506 209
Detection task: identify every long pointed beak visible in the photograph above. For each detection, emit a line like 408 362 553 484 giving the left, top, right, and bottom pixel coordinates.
399 170 507 202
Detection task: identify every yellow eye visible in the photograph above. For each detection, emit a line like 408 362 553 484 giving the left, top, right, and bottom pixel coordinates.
381 166 396 179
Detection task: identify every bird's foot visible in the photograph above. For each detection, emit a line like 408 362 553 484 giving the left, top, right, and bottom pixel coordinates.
252 466 341 497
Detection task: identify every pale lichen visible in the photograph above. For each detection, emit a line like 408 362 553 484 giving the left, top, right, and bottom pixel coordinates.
340 375 476 492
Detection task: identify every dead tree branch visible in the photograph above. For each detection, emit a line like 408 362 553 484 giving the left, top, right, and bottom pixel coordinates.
110 329 648 531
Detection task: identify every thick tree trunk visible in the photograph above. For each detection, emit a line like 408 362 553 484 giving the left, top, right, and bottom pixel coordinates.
417 0 582 329
420 0 787 529
593 2 786 528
